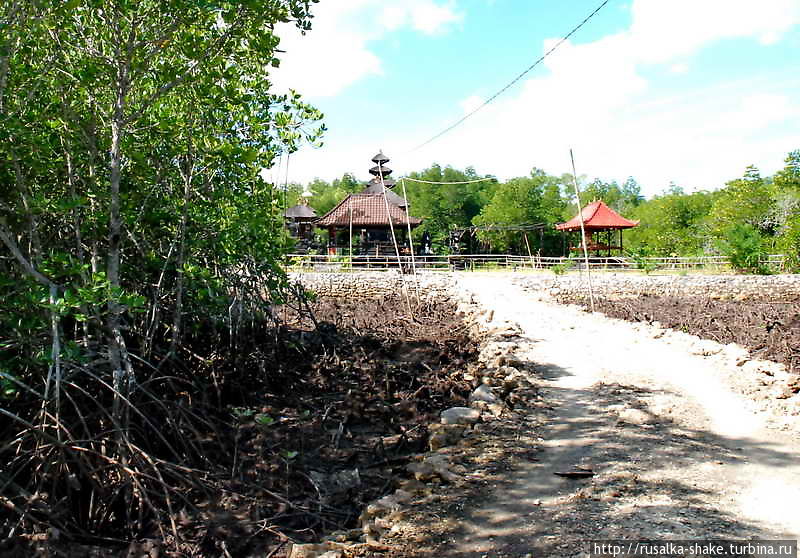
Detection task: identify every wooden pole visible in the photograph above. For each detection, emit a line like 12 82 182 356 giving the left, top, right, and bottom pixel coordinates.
377 160 412 313
349 205 353 268
569 149 595 313
399 178 420 298
523 232 535 270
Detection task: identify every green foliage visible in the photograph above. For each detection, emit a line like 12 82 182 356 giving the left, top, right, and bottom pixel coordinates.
303 174 362 215
298 148 800 269
0 372 20 400
778 212 800 272
716 224 770 274
0 0 332 547
564 177 644 218
551 260 574 275
625 188 717 256
473 169 566 254
626 247 657 274
404 164 497 253
0 0 325 381
255 414 276 426
773 150 800 192
708 166 775 236
772 151 800 270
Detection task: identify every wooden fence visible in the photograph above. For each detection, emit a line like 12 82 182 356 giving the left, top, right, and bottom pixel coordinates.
285 254 787 273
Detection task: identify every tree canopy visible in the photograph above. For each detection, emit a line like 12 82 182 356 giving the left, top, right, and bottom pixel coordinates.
1 1 323 543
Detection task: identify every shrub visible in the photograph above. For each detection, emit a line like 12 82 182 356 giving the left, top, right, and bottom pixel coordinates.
627 247 658 275
551 259 574 275
778 213 800 272
716 224 771 274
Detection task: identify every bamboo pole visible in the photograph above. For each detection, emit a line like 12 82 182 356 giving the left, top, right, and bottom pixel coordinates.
523 232 535 270
348 205 353 269
569 149 595 313
400 178 420 298
377 160 412 313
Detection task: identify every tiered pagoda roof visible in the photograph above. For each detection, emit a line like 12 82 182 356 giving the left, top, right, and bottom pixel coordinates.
315 151 421 228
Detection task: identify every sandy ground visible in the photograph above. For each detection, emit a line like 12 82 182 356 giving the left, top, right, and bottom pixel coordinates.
422 273 800 557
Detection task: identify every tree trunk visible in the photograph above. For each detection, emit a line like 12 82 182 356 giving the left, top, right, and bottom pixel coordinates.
168 154 194 360
107 60 134 427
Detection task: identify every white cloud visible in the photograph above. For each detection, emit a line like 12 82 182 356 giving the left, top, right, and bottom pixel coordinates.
459 95 483 114
726 94 800 132
628 0 800 63
670 63 688 74
272 1 462 98
401 0 800 193
286 0 800 195
409 0 463 34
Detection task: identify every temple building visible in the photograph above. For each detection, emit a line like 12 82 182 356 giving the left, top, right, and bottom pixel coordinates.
315 152 422 255
283 195 317 250
556 200 639 256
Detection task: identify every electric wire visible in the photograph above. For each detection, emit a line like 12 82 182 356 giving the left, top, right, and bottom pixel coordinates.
400 177 495 185
412 0 610 152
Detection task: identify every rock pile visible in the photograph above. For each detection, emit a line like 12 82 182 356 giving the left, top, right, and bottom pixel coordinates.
514 273 800 301
289 271 455 302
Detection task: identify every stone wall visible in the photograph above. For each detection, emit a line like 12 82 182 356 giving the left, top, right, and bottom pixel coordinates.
289 271 455 302
290 271 800 302
513 273 800 301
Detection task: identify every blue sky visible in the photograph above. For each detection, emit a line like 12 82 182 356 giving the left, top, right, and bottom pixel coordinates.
271 0 800 198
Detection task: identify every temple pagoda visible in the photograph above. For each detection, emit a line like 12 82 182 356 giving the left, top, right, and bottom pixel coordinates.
315 152 422 255
284 196 317 245
555 200 639 256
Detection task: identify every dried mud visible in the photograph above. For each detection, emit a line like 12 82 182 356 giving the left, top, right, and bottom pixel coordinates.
557 294 800 375
4 296 478 558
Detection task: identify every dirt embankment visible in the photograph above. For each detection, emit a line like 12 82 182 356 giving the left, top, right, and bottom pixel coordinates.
558 294 800 377
4 296 480 558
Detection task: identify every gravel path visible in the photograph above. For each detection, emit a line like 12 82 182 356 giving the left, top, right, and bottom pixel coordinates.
438 273 800 558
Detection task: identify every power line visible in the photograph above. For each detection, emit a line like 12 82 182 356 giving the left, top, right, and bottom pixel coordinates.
412 0 610 152
400 177 496 185
453 223 548 233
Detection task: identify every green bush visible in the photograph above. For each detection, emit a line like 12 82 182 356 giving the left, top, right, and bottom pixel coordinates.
627 247 658 274
778 213 800 272
551 259 574 275
716 224 770 274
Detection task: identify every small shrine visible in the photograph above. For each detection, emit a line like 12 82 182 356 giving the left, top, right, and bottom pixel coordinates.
284 192 317 248
556 200 639 256
314 152 422 256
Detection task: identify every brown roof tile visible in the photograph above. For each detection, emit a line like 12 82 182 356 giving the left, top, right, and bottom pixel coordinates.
284 204 317 219
315 194 422 227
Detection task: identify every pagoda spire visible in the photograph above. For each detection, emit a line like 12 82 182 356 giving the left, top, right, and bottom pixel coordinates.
371 150 389 164
368 150 396 189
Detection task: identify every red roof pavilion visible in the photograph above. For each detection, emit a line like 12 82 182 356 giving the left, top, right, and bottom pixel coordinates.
556 200 639 255
556 200 639 231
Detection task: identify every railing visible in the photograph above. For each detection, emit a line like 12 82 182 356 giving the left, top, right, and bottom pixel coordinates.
284 254 787 272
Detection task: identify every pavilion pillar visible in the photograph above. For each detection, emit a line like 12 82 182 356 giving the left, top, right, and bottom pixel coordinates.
328 226 336 255
583 230 593 254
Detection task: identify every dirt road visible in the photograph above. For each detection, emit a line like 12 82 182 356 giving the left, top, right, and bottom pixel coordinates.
432 274 800 557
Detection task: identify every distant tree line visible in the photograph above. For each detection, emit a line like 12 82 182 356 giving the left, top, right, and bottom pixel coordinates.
292 150 800 272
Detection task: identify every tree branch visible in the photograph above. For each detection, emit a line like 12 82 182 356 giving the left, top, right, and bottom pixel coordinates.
0 223 59 290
